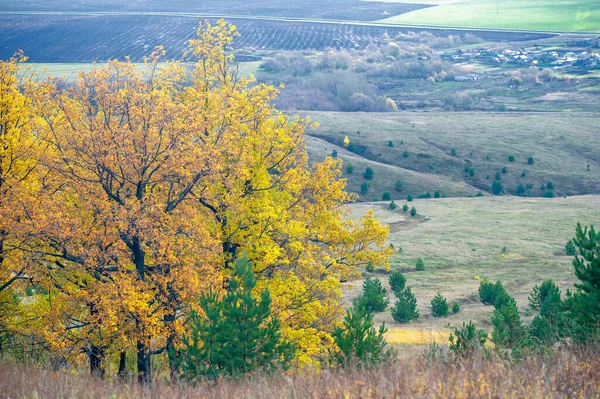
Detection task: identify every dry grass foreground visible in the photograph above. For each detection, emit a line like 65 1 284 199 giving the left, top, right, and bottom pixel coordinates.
1 348 598 398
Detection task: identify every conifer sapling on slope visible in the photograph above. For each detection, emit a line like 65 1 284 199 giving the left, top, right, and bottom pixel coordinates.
388 271 406 295
491 293 526 349
449 321 487 358
180 254 295 380
528 279 560 310
332 301 391 368
431 293 449 317
357 277 389 312
567 223 600 341
415 257 425 271
391 287 419 323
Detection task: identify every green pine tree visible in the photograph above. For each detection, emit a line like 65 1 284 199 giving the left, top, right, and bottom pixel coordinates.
566 223 600 342
491 296 526 349
388 272 406 295
391 287 419 323
431 293 449 317
332 302 391 368
449 321 487 358
180 254 295 380
356 277 389 312
528 280 560 310
415 257 425 271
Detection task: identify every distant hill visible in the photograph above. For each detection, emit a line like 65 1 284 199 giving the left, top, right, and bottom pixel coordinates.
306 111 600 199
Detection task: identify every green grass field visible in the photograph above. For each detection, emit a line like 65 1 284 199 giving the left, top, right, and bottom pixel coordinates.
344 195 600 348
306 111 600 200
379 0 600 32
23 61 262 81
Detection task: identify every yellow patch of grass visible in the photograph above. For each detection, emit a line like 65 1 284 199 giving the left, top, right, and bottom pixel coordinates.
385 329 450 345
499 253 526 262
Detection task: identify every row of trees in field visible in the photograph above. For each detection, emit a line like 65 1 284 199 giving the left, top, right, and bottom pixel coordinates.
0 21 392 382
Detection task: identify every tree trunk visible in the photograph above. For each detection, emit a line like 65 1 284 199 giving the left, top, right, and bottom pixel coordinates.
89 345 105 378
165 327 180 381
137 341 151 384
117 351 127 379
0 229 7 270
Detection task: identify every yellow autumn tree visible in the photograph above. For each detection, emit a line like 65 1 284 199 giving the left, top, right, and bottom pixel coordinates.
22 20 390 380
0 53 43 341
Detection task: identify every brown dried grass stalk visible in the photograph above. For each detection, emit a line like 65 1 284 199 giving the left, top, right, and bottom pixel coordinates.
0 348 598 398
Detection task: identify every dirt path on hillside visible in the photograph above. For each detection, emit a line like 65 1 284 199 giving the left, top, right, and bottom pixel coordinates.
378 203 430 233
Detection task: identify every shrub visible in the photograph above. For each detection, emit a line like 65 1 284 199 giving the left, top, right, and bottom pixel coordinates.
180 254 294 380
331 150 338 158
389 200 397 210
402 204 409 212
363 166 374 180
394 180 404 192
381 192 391 201
391 287 419 323
346 164 354 174
434 191 441 198
410 207 417 217
356 277 389 313
508 155 515 162
452 301 461 314
476 191 484 197
521 170 526 177
450 148 457 156
529 280 561 310
431 293 449 317
332 303 391 367
479 279 508 307
491 181 503 195
449 321 487 358
415 257 424 271
528 156 535 165
402 150 409 158
406 194 414 202
360 182 369 194
388 140 394 148
543 190 555 198
565 240 577 256
389 272 406 294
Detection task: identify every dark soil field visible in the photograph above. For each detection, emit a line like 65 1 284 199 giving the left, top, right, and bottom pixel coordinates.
0 0 429 21
0 14 554 62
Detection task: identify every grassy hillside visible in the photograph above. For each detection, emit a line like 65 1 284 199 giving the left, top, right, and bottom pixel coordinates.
344 195 600 348
306 111 600 199
380 0 600 32
306 136 481 200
